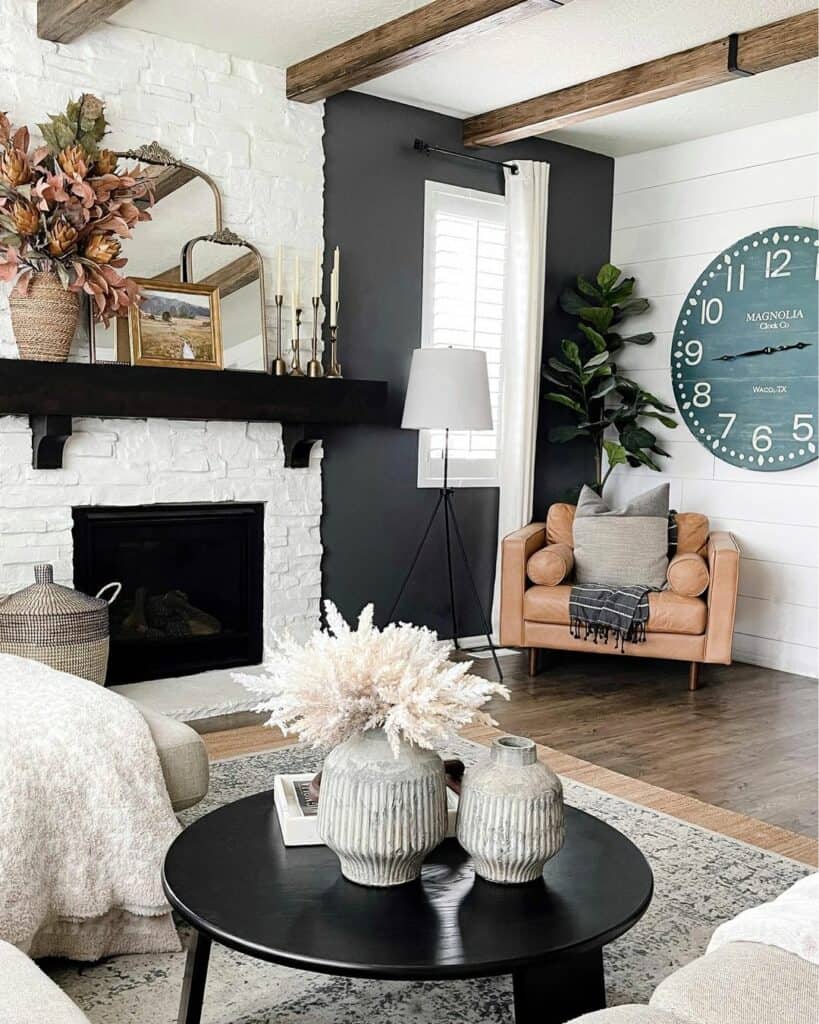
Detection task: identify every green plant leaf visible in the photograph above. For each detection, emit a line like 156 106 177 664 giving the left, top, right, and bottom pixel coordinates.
583 351 610 370
559 287 587 315
642 411 678 429
616 297 650 316
651 444 671 458
627 449 662 471
577 322 607 353
638 389 675 413
608 278 635 303
561 339 582 368
620 332 655 346
542 368 581 391
590 377 617 400
579 305 614 332
576 276 603 301
603 440 628 468
549 425 587 443
596 263 621 292
621 425 656 452
546 392 585 414
548 356 580 380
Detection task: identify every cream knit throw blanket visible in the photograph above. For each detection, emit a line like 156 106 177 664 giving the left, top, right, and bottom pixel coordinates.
0 654 181 959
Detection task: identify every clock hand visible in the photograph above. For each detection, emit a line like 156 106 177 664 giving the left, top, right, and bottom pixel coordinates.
712 342 812 361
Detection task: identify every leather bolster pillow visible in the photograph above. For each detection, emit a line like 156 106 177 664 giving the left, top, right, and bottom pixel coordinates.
667 551 710 597
527 543 574 587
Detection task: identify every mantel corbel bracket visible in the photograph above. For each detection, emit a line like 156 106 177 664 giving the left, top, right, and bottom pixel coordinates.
281 424 322 469
30 414 72 469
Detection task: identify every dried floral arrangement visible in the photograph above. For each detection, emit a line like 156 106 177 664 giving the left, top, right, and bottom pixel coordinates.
0 93 154 323
237 602 510 756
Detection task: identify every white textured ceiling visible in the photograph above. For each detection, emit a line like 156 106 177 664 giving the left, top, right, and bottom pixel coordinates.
109 0 439 67
110 0 819 156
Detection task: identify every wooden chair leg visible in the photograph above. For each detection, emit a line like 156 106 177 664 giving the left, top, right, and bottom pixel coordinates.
688 662 701 691
528 647 539 677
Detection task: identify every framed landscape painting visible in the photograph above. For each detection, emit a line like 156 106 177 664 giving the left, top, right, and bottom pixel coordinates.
129 280 223 370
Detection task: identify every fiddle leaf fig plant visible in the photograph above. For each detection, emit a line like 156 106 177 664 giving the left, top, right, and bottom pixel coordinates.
544 262 677 494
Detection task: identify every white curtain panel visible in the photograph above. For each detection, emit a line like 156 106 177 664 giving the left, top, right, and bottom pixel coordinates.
491 160 550 634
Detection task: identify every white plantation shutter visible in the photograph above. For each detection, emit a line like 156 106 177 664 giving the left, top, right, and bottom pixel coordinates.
418 181 507 487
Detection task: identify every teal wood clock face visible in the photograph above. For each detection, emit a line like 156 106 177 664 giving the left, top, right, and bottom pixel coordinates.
672 226 818 472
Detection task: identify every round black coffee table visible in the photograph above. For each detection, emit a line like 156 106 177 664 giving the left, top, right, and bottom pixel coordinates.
163 791 652 1024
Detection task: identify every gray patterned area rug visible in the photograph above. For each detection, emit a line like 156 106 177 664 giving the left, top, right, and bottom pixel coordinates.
49 739 810 1024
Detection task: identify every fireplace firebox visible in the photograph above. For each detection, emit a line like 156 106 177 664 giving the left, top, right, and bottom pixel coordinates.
73 503 264 684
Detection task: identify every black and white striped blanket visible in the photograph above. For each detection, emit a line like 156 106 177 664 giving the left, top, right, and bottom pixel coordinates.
569 584 653 651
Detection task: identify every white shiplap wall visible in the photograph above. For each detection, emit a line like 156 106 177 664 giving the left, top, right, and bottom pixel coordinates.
608 112 818 679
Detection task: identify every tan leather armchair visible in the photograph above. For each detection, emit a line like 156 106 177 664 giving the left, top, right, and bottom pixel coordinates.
500 503 740 691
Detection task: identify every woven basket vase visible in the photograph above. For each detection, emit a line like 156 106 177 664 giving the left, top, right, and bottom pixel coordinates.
0 564 120 684
8 271 79 362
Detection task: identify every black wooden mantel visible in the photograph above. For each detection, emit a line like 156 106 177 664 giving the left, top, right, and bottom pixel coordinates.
0 359 390 469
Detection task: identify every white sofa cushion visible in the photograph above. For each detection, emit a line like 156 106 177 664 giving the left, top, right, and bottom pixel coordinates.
650 941 819 1024
0 940 89 1023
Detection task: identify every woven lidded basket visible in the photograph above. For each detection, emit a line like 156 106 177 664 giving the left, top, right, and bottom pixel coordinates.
0 564 121 684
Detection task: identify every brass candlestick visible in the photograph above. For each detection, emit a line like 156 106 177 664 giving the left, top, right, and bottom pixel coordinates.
290 307 305 376
272 294 287 376
307 295 323 377
326 303 342 378
326 325 343 378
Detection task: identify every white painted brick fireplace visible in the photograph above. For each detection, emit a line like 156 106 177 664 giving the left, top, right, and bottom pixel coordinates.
0 415 323 653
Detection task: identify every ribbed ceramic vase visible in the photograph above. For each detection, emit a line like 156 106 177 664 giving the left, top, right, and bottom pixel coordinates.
457 735 565 884
317 728 447 887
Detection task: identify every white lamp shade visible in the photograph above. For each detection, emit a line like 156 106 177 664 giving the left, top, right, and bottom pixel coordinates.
401 348 493 431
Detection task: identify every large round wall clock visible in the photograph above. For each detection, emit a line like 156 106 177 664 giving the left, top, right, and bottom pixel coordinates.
671 225 818 471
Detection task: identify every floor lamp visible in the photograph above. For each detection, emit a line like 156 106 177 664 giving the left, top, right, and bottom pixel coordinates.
390 347 503 680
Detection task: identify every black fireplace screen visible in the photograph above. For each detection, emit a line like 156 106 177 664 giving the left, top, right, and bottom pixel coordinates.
73 503 264 684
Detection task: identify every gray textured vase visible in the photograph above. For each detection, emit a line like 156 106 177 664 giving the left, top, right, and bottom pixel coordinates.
317 728 447 887
456 735 565 884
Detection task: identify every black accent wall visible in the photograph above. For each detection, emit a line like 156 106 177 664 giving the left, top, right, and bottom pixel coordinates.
321 92 613 637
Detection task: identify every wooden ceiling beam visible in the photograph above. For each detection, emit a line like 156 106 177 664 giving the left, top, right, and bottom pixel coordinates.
735 10 818 74
463 11 819 147
286 0 557 104
37 0 134 43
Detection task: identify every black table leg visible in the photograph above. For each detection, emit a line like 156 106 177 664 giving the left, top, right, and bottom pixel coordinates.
513 947 606 1024
178 929 212 1024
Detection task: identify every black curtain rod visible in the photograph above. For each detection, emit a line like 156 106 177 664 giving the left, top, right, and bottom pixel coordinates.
413 138 519 175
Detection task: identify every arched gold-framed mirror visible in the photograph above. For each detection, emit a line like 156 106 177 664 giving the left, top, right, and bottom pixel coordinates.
181 229 269 373
91 143 223 364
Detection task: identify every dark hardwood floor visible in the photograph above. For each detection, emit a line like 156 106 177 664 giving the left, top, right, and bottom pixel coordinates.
465 649 818 838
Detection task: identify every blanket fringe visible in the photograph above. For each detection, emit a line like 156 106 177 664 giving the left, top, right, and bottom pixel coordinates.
570 616 647 653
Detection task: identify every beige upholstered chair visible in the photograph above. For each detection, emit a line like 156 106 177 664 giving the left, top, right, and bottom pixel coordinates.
134 703 209 812
500 503 740 691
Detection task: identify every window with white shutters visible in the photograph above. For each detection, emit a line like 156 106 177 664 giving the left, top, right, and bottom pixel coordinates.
417 181 507 488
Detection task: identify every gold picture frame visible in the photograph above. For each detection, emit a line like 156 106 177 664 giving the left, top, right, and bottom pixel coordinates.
129 279 223 370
